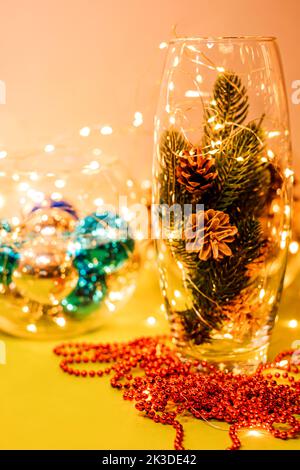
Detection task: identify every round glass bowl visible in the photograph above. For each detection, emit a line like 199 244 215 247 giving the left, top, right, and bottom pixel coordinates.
0 148 140 339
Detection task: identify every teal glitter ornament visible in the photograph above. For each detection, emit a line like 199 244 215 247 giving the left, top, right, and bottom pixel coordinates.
0 245 19 286
62 272 107 319
74 211 134 275
0 220 12 234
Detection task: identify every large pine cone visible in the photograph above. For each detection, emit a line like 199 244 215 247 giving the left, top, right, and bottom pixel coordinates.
176 147 217 194
185 209 238 261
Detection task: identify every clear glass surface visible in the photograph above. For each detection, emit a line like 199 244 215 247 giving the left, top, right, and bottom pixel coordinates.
153 37 292 372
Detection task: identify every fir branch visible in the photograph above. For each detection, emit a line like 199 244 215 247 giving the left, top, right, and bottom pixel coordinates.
213 120 271 214
204 72 249 143
158 129 191 207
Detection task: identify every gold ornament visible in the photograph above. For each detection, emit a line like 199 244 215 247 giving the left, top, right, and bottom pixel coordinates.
17 208 77 237
12 239 78 305
185 209 238 261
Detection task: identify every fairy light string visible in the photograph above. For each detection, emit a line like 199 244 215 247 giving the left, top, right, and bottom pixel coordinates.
54 336 300 451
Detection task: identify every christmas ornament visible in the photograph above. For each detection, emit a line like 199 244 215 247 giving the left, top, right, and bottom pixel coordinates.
176 148 217 194
54 336 300 451
31 198 79 220
0 142 140 339
0 245 19 286
12 239 78 305
62 272 107 318
0 220 12 236
74 211 134 275
185 209 238 261
18 207 77 237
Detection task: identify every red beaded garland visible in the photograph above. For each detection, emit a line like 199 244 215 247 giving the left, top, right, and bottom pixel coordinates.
53 337 300 450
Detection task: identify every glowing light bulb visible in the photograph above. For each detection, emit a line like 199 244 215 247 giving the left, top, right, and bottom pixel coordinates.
55 317 66 327
173 56 179 67
259 289 265 300
29 172 39 181
268 131 280 138
54 179 66 189
44 144 55 153
0 150 7 159
284 168 294 179
100 125 113 135
141 179 151 190
288 319 298 329
289 241 299 254
133 111 143 127
247 430 262 437
146 316 157 326
51 192 62 201
185 90 201 98
94 198 104 206
159 41 168 49
12 217 20 226
18 182 30 192
26 323 37 333
92 148 102 156
79 126 91 137
89 161 100 170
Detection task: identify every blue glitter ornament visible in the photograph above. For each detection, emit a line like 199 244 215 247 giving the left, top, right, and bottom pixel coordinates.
0 245 19 286
62 272 107 318
31 198 79 220
73 211 134 275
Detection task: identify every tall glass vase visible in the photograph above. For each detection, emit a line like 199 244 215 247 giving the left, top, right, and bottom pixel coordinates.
153 37 292 372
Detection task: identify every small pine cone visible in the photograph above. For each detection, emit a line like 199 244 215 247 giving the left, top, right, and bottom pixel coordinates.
176 147 217 194
185 209 238 261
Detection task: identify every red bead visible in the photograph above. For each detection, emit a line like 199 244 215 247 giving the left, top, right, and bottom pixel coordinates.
53 336 300 451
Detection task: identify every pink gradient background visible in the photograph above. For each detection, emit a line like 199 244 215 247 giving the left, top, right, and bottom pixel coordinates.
0 0 299 179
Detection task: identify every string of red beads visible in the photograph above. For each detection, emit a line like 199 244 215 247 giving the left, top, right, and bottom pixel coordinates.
53 337 300 450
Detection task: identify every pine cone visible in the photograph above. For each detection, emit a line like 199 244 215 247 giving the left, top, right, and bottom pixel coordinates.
176 147 217 194
185 209 238 261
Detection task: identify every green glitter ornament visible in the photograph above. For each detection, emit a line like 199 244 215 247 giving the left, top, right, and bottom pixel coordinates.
62 272 107 319
74 211 134 275
0 245 19 286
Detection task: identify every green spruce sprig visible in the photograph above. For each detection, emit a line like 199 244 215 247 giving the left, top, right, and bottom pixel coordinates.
158 72 272 345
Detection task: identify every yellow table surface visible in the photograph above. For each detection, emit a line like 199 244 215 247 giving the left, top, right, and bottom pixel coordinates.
1 261 300 451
